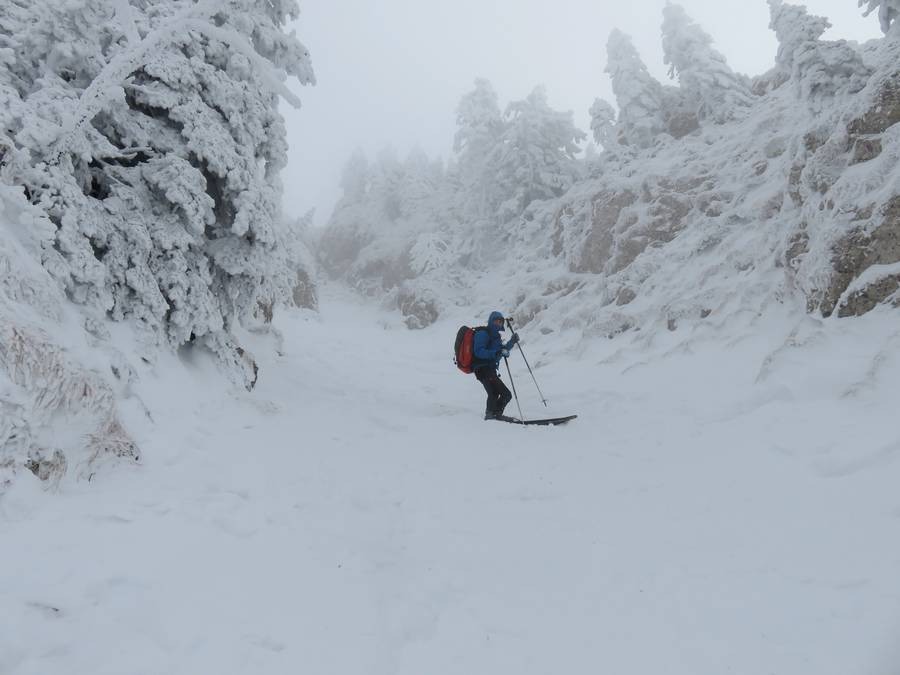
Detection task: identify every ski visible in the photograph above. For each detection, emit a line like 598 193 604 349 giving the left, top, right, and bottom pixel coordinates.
491 414 578 426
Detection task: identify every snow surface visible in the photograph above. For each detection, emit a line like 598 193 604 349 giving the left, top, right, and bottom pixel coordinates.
3 285 900 675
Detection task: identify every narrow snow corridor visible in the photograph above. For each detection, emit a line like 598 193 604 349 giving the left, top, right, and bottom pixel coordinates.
2 290 900 675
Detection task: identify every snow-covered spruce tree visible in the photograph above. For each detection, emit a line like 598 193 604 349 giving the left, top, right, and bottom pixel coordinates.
661 3 753 123
453 78 507 221
0 0 314 389
769 0 830 71
859 0 900 33
768 0 870 103
589 98 617 151
491 86 586 221
605 30 667 148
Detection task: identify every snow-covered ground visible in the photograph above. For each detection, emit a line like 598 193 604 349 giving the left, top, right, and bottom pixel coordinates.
3 286 900 675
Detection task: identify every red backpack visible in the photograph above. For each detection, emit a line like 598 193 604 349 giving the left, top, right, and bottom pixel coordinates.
453 325 486 374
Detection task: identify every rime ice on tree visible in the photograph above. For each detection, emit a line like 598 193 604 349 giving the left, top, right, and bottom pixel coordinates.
492 86 586 220
605 29 666 148
453 79 506 221
589 98 617 151
661 3 753 123
0 0 315 388
859 0 900 33
769 0 870 104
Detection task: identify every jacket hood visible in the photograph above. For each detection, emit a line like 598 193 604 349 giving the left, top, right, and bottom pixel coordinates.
487 310 505 335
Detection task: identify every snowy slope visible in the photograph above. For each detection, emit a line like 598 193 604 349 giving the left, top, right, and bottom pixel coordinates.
3 286 900 675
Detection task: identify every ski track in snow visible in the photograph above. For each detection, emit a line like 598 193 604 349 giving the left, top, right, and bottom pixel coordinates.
2 287 900 675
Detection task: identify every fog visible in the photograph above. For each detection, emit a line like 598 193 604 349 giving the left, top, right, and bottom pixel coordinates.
280 0 881 225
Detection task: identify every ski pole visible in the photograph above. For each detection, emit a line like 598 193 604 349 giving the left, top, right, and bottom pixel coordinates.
504 356 524 421
506 317 548 407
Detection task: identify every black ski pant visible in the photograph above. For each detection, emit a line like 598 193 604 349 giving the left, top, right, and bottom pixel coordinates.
475 366 512 418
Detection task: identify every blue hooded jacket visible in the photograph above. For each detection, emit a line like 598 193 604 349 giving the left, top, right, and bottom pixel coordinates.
472 311 514 371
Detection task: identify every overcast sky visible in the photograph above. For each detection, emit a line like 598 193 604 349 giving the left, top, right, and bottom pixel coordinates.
280 0 881 224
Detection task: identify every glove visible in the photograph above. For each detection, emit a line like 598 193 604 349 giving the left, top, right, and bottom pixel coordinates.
508 333 520 347
499 348 511 358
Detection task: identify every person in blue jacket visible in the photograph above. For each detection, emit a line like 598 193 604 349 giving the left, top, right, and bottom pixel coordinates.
472 311 520 420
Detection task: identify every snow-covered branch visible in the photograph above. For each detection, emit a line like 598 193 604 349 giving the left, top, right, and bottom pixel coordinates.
112 0 141 45
48 0 306 164
180 19 303 108
860 0 900 34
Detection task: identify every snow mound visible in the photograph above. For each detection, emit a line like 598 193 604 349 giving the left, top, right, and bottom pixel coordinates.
0 187 138 490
